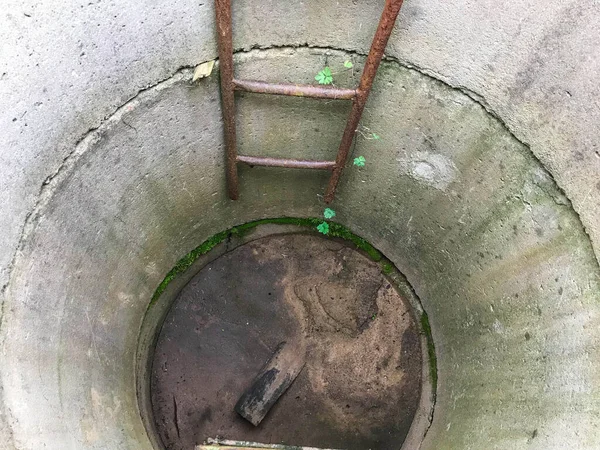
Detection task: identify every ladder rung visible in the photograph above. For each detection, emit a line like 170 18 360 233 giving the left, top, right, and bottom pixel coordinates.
215 0 406 202
233 79 356 100
237 155 336 170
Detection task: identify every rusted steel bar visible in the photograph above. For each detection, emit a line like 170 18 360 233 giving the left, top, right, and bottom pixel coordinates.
214 0 239 200
237 155 335 170
233 79 357 100
324 0 405 203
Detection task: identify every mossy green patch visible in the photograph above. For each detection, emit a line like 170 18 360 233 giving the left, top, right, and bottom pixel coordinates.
149 229 229 305
149 217 382 307
380 256 438 395
420 311 438 390
381 262 394 275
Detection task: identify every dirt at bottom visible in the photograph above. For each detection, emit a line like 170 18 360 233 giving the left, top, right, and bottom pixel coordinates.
151 233 422 450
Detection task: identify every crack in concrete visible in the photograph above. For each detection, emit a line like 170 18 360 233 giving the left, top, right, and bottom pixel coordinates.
0 65 199 332
5 42 597 315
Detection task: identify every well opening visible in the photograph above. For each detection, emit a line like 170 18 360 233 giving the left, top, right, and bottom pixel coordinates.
137 223 435 450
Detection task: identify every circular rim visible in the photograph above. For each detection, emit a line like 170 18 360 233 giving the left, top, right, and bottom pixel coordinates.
134 219 436 450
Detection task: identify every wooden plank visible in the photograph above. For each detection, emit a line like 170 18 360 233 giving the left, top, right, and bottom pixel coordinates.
234 342 305 426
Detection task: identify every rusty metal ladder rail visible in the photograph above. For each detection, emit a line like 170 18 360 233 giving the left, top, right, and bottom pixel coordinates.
214 0 405 203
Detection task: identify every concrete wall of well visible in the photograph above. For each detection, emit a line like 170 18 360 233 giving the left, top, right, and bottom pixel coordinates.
1 1 599 449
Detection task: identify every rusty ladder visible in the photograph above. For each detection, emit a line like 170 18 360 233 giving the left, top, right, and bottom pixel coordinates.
214 0 405 203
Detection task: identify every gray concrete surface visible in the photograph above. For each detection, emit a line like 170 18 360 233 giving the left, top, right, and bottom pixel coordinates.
1 1 599 449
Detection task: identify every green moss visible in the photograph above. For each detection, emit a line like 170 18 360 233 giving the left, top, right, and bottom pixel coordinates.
149 217 382 307
420 311 438 390
381 262 394 274
327 221 382 261
379 256 438 394
149 229 230 305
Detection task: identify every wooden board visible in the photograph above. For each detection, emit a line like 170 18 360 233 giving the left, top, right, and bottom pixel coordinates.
234 342 305 426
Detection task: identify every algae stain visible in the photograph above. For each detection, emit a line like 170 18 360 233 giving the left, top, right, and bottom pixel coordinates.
148 217 382 306
381 262 394 275
379 256 438 397
420 311 438 391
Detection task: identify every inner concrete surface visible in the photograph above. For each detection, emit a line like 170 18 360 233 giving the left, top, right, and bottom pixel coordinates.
1 1 600 450
151 234 422 450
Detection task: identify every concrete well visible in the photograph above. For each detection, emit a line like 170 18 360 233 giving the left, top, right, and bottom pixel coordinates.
1 1 599 449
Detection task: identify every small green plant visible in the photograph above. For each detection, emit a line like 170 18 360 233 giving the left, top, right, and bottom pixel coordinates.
317 222 330 235
315 67 333 85
343 60 353 68
372 132 381 140
323 208 336 219
353 156 366 167
317 208 335 234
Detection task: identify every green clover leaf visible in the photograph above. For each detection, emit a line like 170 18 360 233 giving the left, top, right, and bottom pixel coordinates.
323 208 336 219
353 155 366 167
343 60 353 68
316 222 330 235
315 67 333 85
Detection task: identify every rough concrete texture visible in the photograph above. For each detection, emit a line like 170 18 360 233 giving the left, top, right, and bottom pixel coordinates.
0 1 599 449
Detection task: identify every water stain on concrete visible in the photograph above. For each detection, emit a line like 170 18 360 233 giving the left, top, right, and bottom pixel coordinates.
397 151 458 191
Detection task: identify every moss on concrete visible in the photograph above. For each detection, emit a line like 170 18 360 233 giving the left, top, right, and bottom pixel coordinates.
379 256 438 397
381 262 394 275
149 217 382 306
420 311 438 390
